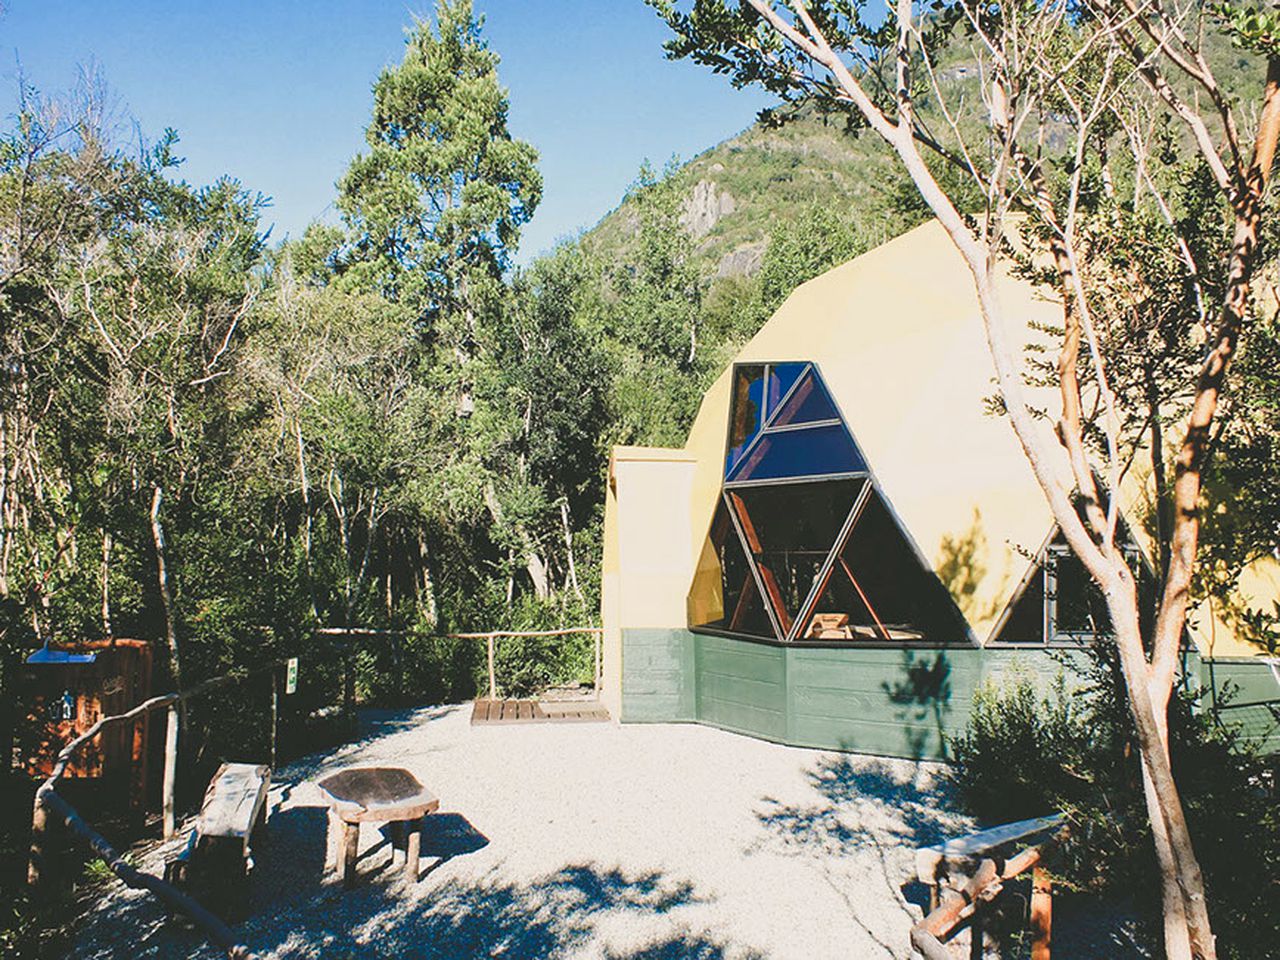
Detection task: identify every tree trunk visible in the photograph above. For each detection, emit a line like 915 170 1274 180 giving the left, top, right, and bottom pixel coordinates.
101 531 113 638
296 420 317 619
150 486 181 686
560 500 584 604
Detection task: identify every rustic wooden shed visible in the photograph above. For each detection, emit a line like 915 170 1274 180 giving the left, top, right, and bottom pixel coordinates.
22 638 154 809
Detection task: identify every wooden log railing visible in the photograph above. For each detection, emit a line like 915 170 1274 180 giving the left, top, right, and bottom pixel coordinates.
29 659 288 960
445 627 604 701
911 814 1066 959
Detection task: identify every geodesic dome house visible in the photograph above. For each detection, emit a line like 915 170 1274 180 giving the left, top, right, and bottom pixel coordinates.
600 220 1280 759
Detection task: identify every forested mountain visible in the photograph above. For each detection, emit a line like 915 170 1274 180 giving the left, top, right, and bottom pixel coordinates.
584 108 908 279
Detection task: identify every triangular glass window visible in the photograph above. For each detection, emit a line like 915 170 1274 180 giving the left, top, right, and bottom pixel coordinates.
728 479 867 637
725 365 768 476
765 362 807 416
725 363 814 476
729 423 866 483
796 490 968 641
727 366 866 483
992 560 1047 643
992 528 1156 644
770 369 841 427
701 360 967 645
706 499 775 639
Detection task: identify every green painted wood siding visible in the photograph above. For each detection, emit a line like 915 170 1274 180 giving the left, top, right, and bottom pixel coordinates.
619 628 697 722
1196 657 1280 755
619 628 1278 760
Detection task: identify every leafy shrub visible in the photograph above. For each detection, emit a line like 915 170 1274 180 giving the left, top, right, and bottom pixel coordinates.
950 671 1093 824
949 646 1280 959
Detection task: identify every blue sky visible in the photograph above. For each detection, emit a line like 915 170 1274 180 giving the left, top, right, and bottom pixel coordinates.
0 0 774 263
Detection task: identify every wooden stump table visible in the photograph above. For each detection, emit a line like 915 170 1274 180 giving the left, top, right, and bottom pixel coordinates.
316 766 439 888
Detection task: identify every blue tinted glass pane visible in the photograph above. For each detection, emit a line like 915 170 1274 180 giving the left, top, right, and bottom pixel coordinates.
771 371 840 426
730 423 866 482
765 363 807 419
725 365 767 476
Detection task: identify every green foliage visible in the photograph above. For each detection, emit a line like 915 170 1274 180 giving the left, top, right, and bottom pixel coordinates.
758 201 866 311
950 650 1280 958
337 0 541 313
950 671 1092 823
1209 0 1280 55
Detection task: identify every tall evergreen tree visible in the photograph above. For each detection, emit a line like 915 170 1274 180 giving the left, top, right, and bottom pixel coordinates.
337 0 541 415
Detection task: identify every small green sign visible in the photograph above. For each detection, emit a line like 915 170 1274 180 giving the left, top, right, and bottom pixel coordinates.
285 657 298 695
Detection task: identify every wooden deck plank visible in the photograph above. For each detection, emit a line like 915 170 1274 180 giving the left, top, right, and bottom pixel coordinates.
471 698 610 725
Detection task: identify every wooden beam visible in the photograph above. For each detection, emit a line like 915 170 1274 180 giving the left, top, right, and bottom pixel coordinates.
269 672 278 772
35 788 254 958
486 636 496 700
728 573 756 630
915 814 1065 884
446 627 602 639
727 492 792 634
321 626 602 639
593 630 601 695
838 558 892 641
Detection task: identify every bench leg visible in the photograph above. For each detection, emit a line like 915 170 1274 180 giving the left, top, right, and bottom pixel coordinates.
406 817 421 882
342 821 359 889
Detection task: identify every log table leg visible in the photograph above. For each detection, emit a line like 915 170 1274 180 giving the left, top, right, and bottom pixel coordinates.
341 821 360 888
969 912 983 960
326 807 349 876
406 816 421 882
390 821 405 868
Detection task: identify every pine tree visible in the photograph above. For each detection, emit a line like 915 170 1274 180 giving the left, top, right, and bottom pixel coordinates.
337 0 541 415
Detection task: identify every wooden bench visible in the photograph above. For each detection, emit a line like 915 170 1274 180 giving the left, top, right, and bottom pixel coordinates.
165 762 271 915
912 814 1064 959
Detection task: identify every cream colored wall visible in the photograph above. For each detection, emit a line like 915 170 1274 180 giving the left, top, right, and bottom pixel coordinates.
1189 555 1280 658
600 468 623 720
601 446 700 716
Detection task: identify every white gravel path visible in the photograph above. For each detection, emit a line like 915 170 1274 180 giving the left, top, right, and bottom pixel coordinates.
66 705 976 959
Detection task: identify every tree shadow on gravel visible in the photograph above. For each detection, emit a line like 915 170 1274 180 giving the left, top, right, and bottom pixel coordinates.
248 862 720 960
602 931 764 959
70 859 731 960
748 755 965 959
754 754 959 857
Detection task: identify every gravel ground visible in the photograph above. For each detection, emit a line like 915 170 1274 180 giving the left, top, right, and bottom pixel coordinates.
66 705 1145 959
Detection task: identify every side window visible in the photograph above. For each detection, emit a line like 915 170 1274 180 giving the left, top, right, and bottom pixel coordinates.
1046 546 1112 641
995 538 1151 644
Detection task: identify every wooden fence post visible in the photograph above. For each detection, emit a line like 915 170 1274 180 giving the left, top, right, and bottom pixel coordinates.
1031 865 1052 960
27 794 51 890
269 669 279 771
593 630 602 697
486 636 496 700
162 703 178 838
